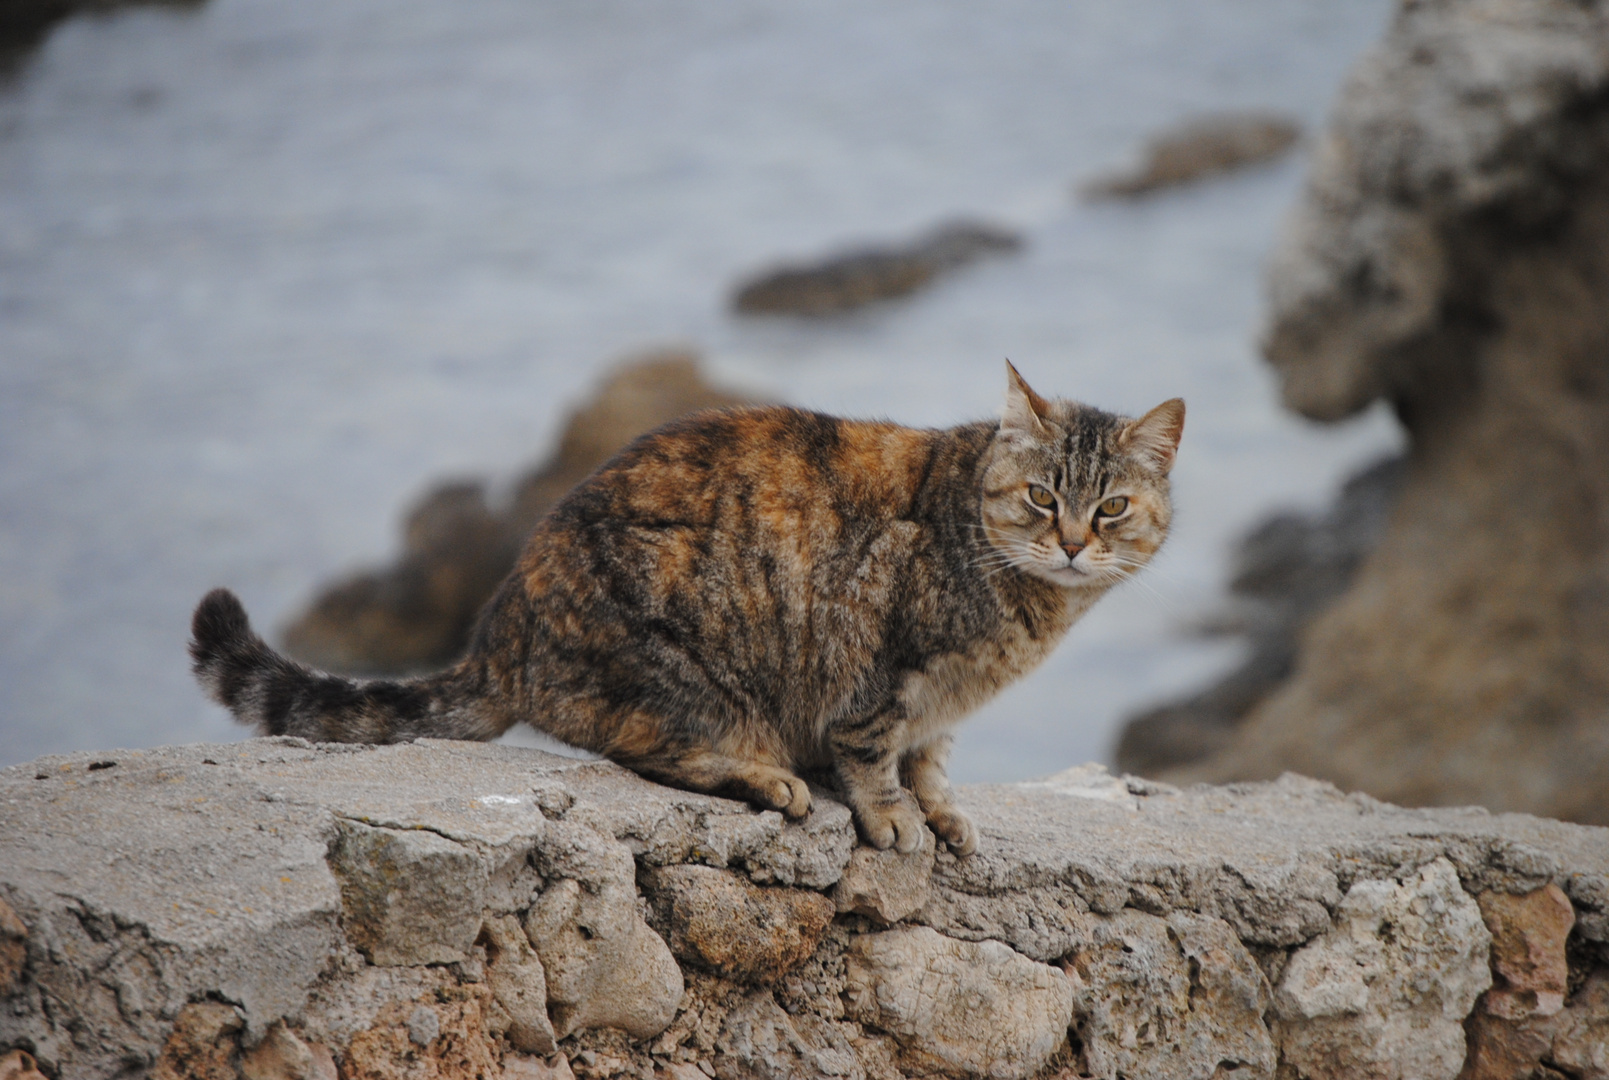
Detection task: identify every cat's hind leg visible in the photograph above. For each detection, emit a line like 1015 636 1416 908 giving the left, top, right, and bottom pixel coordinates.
605 726 812 820
901 735 978 856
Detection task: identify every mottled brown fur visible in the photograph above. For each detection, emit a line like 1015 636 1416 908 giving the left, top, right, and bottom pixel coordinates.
191 365 1183 854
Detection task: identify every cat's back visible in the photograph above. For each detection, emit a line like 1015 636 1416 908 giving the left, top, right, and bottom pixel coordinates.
553 405 966 533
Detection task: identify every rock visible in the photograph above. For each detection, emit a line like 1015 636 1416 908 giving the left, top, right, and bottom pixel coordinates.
1080 111 1301 199
327 818 487 966
0 1051 46 1080
0 0 208 75
240 1022 337 1080
831 823 934 925
480 914 557 1055
341 991 503 1080
282 351 754 675
525 818 683 1040
1274 859 1492 1080
1061 910 1275 1080
843 925 1076 1079
730 220 1021 316
713 992 863 1080
1480 885 1574 1020
5 740 1609 1080
505 1054 578 1080
153 1002 244 1080
1115 457 1404 776
1169 0 1609 825
0 897 24 997
646 865 835 984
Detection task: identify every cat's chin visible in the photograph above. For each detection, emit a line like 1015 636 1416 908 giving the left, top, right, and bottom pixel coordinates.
1029 565 1100 589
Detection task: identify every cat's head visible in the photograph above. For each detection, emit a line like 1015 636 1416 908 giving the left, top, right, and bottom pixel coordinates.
977 362 1184 589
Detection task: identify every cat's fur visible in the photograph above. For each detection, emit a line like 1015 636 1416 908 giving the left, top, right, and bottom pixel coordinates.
190 364 1183 855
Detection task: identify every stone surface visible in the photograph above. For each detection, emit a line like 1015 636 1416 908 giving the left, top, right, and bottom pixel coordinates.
713 993 863 1080
831 822 934 925
1168 0 1609 825
1081 111 1301 198
282 351 754 675
1480 884 1574 1020
3 741 1609 1080
0 899 24 999
1274 859 1492 1080
1061 910 1275 1080
647 866 835 985
843 925 1076 1079
0 1050 46 1080
730 220 1021 316
525 819 684 1040
239 1023 337 1080
480 915 556 1055
327 818 487 966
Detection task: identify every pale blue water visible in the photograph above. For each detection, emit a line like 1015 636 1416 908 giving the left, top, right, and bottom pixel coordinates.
0 0 1401 777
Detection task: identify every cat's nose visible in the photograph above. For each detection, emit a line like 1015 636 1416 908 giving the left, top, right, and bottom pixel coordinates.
1061 541 1085 560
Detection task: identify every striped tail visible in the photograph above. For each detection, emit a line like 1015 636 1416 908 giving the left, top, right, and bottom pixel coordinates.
188 588 505 744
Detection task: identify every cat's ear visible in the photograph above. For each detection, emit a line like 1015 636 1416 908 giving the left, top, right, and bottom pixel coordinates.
1120 398 1186 474
1002 361 1051 435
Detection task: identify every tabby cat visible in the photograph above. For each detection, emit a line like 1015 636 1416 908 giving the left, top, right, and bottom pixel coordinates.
190 364 1183 856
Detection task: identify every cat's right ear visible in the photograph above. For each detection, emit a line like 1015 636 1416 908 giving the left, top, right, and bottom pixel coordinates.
1120 398 1186 475
1002 361 1051 436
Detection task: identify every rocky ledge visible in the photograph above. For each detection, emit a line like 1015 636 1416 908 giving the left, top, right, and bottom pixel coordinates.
2 740 1607 1080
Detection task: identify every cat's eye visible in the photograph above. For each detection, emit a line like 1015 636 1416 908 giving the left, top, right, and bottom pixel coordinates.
1096 496 1129 518
1028 484 1056 509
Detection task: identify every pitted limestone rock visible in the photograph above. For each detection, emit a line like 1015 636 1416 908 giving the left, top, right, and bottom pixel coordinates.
843 925 1076 1079
479 915 556 1055
647 865 835 984
1274 858 1492 1080
713 991 864 1080
832 822 934 925
0 899 23 998
326 818 486 966
1061 909 1275 1080
524 818 682 1039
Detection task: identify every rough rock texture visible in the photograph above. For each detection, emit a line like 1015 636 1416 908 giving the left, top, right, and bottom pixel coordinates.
1080 111 1301 199
281 352 754 675
1163 0 1609 825
730 221 1021 316
2 741 1608 1080
1115 456 1404 776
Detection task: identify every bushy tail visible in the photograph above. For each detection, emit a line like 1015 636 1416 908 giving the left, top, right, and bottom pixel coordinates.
188 588 505 744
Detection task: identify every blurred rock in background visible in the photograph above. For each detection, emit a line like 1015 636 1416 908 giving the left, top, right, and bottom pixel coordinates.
0 0 205 74
281 351 755 675
731 219 1021 316
1079 111 1301 200
1116 455 1403 777
1129 0 1609 824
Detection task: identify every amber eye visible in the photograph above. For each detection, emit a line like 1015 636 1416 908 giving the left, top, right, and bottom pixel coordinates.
1028 484 1056 509
1097 496 1129 518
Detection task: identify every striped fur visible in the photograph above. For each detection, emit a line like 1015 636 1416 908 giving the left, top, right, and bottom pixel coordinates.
191 364 1183 855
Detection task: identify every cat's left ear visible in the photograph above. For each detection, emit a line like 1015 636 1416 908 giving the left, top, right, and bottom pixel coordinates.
1002 361 1052 435
1120 398 1186 474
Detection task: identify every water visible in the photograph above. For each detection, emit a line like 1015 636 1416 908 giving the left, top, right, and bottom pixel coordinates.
0 0 1401 777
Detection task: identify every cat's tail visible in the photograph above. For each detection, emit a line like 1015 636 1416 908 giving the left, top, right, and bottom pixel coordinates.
188 588 510 744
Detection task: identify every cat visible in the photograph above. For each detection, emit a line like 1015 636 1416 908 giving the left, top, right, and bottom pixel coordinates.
190 363 1183 856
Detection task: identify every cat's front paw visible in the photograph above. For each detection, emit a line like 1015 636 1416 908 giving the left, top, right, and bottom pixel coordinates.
857 801 926 854
925 804 978 857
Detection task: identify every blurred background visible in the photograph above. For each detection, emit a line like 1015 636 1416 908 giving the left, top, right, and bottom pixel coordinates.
2 0 1406 779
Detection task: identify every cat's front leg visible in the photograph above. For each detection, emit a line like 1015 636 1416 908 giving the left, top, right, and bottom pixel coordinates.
901 735 978 857
829 720 926 854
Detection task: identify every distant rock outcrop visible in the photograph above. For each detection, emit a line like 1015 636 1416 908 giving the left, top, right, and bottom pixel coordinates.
4 740 1609 1079
730 220 1022 316
281 351 754 675
0 0 205 73
1115 457 1404 777
1155 0 1609 824
1079 111 1301 199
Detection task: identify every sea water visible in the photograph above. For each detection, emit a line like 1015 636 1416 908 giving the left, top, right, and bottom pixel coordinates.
0 0 1400 776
